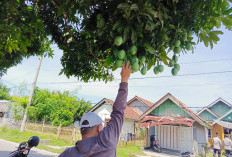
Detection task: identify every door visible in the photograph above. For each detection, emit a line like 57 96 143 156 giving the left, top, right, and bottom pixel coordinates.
180 126 193 153
156 125 180 150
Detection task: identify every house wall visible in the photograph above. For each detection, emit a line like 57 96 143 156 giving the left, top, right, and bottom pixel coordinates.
193 122 208 154
92 103 135 134
199 110 217 121
93 103 112 121
209 123 224 146
122 119 135 134
129 100 149 115
209 101 231 116
156 125 181 151
180 126 193 153
151 99 191 118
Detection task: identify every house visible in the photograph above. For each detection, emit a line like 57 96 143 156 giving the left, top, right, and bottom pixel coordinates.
89 96 153 134
139 93 211 155
0 100 10 117
197 98 232 146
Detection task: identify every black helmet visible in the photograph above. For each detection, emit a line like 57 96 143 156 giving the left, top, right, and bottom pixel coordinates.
28 136 40 147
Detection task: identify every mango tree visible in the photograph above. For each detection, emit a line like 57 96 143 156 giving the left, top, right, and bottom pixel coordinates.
1 0 232 82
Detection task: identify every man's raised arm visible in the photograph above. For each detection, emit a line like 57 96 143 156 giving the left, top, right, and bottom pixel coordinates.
97 61 131 147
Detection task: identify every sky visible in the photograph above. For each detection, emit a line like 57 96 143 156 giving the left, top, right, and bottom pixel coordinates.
1 27 232 112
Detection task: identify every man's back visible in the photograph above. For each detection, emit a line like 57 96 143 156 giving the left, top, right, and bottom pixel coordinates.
223 137 232 150
59 83 128 157
213 137 222 149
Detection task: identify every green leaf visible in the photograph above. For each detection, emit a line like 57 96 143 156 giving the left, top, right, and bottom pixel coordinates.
209 34 219 41
123 26 130 42
130 4 139 11
131 28 137 44
112 21 121 30
203 37 209 47
117 3 130 10
209 30 223 35
104 57 114 67
67 37 72 43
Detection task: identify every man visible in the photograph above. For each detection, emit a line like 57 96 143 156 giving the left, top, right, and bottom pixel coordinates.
59 61 131 157
223 134 232 157
213 133 222 157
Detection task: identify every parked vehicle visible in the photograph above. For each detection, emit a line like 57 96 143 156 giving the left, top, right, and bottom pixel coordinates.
9 136 40 157
144 135 161 152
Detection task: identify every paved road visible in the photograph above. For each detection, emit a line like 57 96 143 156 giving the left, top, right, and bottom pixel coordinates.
0 138 59 157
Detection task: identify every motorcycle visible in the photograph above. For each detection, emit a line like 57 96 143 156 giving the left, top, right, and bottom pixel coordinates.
9 136 40 157
144 135 161 152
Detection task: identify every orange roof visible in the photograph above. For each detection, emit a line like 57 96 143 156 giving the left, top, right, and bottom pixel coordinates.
135 96 154 107
105 98 114 106
124 106 140 120
127 96 153 107
105 98 140 120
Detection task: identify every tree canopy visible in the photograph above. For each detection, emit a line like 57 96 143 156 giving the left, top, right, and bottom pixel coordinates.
0 83 11 100
12 87 92 126
1 0 232 82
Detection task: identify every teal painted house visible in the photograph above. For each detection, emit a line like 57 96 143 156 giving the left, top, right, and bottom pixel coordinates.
139 93 211 155
197 98 232 146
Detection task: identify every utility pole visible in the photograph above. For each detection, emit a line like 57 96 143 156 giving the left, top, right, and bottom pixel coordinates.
20 57 43 132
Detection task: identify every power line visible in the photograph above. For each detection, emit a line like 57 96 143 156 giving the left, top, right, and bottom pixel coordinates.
2 70 232 87
39 57 232 71
180 58 232 64
125 70 232 81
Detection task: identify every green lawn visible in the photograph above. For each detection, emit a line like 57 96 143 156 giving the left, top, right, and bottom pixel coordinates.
0 126 145 156
117 145 145 157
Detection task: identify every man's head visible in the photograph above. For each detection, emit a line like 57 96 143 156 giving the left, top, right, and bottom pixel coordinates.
80 112 104 139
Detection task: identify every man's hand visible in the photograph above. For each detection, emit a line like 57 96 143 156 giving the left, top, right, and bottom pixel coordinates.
121 61 131 83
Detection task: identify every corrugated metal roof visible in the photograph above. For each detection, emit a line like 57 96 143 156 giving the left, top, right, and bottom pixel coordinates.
139 115 195 127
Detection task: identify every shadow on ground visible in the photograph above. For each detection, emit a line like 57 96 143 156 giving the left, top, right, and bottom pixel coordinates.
1 150 57 157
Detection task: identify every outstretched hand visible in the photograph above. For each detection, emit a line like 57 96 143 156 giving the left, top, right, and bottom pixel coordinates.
121 61 131 83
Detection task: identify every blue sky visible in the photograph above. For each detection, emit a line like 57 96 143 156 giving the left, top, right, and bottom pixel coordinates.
1 27 232 111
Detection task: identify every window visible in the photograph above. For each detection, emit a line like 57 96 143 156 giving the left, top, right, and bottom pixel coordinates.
224 128 232 137
208 129 212 139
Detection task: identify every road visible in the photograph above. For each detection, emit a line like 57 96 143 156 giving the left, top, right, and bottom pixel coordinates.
0 138 59 157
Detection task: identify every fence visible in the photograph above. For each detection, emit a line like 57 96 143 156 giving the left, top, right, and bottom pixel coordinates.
24 121 81 144
24 121 146 145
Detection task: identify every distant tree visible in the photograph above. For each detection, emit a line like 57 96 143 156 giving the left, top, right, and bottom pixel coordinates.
27 88 92 126
0 83 11 100
11 96 29 120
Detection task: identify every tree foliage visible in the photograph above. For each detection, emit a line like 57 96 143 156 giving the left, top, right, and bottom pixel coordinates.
27 88 92 126
1 0 232 81
11 96 28 120
0 83 11 100
0 0 53 77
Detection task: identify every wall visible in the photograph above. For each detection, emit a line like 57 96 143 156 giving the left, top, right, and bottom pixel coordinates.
193 122 207 154
209 123 224 146
209 101 231 116
129 100 149 115
151 99 191 118
93 103 112 121
199 110 217 121
122 119 134 133
180 126 193 153
93 102 135 134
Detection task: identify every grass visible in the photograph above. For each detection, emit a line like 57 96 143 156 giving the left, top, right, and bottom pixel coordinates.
0 126 71 154
0 126 145 156
117 145 145 157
